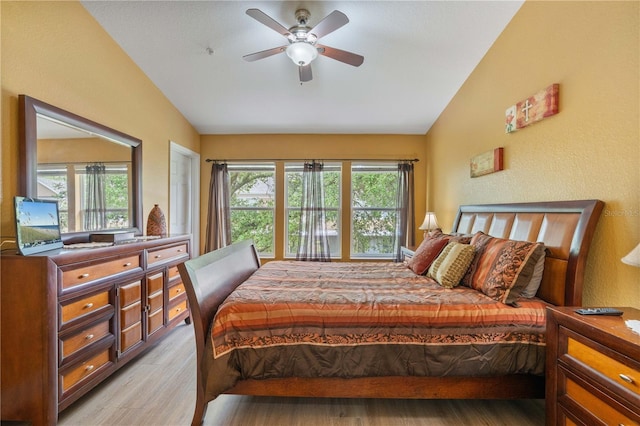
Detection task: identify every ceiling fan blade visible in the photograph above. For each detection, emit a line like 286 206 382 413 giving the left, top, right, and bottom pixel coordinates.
317 44 364 67
246 9 291 38
309 10 349 40
299 65 313 83
243 46 287 62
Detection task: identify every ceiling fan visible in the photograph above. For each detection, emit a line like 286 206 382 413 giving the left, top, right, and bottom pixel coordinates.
242 8 364 83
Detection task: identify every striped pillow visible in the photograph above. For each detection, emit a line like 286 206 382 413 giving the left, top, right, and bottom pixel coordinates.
427 242 476 288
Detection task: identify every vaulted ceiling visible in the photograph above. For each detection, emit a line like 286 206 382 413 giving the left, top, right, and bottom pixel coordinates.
82 1 523 135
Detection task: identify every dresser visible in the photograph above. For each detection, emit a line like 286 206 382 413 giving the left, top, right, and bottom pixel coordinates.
546 306 640 425
1 235 191 425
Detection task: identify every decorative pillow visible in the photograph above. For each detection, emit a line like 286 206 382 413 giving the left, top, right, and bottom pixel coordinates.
519 247 548 298
427 242 476 288
407 235 450 275
463 232 545 305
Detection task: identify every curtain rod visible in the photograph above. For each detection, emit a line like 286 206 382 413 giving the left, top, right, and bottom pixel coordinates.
205 158 419 163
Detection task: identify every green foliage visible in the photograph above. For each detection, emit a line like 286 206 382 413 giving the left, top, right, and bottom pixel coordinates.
228 166 399 257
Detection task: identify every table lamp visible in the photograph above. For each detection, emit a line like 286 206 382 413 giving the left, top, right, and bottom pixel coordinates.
418 212 439 239
621 243 640 267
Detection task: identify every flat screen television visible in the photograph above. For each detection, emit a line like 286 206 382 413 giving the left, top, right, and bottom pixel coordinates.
14 196 63 255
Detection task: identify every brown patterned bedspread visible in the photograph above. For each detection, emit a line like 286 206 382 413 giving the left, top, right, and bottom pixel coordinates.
207 261 548 395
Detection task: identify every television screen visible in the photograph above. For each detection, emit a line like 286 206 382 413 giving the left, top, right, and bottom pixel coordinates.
14 196 63 255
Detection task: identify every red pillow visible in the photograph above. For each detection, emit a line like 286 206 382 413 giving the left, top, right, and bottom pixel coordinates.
407 235 449 275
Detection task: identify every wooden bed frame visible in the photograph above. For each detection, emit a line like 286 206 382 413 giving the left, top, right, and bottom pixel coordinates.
178 200 603 425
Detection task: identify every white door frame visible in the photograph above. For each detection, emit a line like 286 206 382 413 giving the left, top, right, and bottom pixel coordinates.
169 141 200 256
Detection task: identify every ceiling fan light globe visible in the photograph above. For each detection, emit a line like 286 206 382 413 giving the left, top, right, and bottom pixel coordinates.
286 42 318 66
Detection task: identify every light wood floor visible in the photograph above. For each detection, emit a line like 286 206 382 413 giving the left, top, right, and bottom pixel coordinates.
58 323 545 425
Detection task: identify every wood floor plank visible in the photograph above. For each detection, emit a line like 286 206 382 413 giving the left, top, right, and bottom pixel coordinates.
59 323 545 425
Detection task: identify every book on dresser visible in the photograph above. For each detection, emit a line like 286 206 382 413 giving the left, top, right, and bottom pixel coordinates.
545 306 640 425
0 235 191 425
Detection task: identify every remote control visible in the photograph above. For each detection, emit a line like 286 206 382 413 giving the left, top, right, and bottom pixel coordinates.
575 307 623 316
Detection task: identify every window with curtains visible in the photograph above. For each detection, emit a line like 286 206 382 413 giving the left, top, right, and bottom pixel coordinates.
228 163 276 257
37 163 130 232
351 163 400 258
285 163 341 258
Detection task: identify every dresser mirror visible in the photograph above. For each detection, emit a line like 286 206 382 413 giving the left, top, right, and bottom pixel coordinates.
19 95 142 241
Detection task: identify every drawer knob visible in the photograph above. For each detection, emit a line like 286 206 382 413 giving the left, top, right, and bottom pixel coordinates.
177 249 184 252
619 373 634 384
85 364 95 372
85 334 95 340
154 254 162 259
84 303 94 309
175 288 181 293
78 273 90 279
123 262 132 267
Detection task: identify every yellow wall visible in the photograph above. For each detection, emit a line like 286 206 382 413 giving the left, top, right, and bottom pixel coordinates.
426 1 639 307
200 134 427 259
1 1 200 238
38 138 131 164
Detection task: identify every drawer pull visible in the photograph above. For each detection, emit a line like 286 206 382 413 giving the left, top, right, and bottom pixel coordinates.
619 373 634 384
85 334 95 340
175 288 181 294
123 262 132 267
154 254 162 259
177 249 184 252
175 307 181 312
85 364 95 372
84 303 94 309
78 273 90 279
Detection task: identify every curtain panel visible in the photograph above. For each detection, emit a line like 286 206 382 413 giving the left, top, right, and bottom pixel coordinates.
394 162 415 261
205 162 231 253
296 161 331 261
84 163 107 231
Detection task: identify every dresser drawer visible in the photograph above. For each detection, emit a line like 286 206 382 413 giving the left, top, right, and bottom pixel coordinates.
168 265 181 281
62 255 140 290
146 244 188 267
60 320 111 360
168 282 186 303
120 322 142 354
564 377 636 425
60 349 111 393
148 290 163 313
120 300 142 330
567 336 640 396
168 300 188 322
119 280 141 306
148 308 164 334
61 291 111 325
147 271 164 295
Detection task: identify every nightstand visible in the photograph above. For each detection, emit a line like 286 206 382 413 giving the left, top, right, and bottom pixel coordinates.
546 306 640 425
401 246 417 261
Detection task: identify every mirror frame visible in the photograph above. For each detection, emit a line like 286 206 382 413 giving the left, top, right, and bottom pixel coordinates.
19 94 143 242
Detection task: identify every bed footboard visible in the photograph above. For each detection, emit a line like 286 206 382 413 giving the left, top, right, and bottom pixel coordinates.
178 240 260 425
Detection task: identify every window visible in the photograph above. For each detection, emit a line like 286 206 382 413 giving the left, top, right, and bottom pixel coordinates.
37 163 130 233
285 163 341 258
351 163 399 258
228 163 275 257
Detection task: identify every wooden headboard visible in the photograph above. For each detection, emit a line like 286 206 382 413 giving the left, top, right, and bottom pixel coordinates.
451 199 603 306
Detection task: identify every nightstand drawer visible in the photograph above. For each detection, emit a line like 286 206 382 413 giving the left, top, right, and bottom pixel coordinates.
564 377 636 425
568 336 640 396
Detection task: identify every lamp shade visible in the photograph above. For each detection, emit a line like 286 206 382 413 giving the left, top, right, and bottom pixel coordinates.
286 42 318 66
622 243 640 267
418 212 439 231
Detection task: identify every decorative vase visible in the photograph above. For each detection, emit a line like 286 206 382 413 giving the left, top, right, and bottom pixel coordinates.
146 204 167 237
